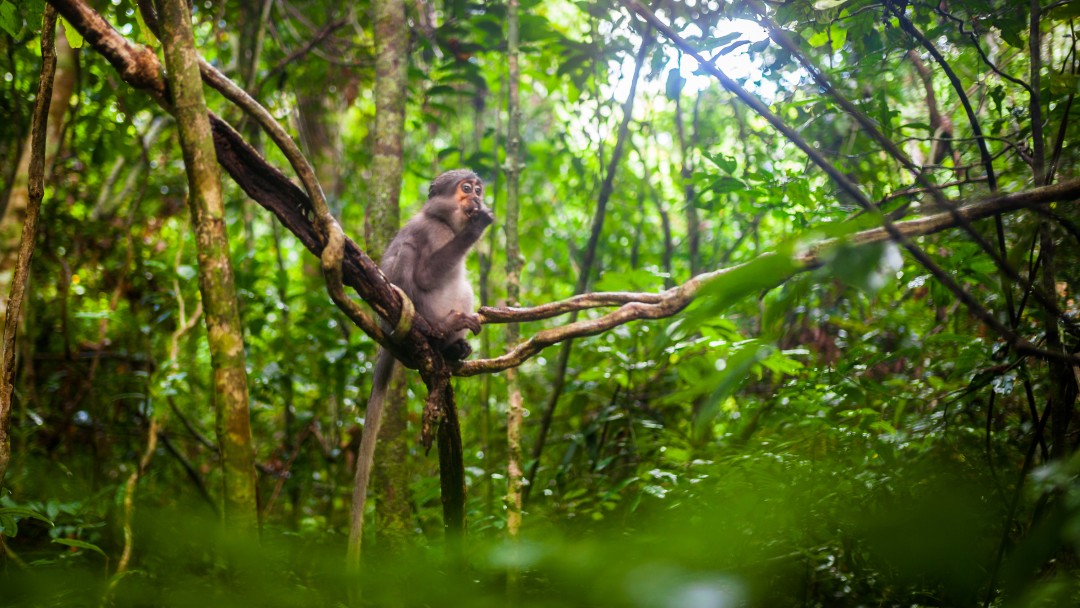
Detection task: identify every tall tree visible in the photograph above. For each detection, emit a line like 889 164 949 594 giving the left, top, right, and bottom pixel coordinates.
0 25 75 330
504 0 524 593
524 32 651 498
368 0 411 554
0 6 58 489
158 0 257 529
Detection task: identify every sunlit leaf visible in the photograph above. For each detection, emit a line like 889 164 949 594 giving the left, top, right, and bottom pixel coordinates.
60 17 83 49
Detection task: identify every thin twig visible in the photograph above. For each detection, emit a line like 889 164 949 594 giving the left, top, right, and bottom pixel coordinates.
465 180 1080 374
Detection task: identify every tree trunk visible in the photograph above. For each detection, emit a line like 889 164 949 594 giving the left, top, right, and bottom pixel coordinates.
505 0 524 595
0 24 76 330
0 7 58 489
296 93 344 208
158 0 258 530
523 34 651 499
367 0 411 555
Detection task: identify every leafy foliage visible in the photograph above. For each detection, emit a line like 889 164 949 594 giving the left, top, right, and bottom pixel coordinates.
1 0 1079 605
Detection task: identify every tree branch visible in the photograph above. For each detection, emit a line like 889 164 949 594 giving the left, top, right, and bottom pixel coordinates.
888 4 998 191
47 0 440 370
461 180 1080 375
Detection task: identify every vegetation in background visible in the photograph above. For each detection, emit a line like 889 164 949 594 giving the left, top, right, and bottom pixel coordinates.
0 0 1078 606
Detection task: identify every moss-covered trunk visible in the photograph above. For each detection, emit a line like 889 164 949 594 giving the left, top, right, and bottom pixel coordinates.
504 0 524 564
159 0 257 529
367 0 411 554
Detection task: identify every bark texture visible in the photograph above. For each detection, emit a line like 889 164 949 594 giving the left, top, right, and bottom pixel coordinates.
0 7 58 489
504 0 524 574
0 25 75 329
367 0 412 555
158 0 257 529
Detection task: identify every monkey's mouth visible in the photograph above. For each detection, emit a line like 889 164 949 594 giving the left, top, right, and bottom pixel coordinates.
464 198 484 215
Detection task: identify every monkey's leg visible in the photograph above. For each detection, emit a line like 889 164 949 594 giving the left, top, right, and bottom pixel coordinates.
440 339 472 361
436 310 482 361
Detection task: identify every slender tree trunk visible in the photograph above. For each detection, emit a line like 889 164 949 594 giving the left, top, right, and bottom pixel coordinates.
1030 0 1045 186
478 74 500 517
1030 2 1076 457
0 7 58 489
159 0 258 530
673 86 700 276
367 0 411 554
233 0 271 268
504 0 524 594
523 34 652 500
296 93 344 207
270 221 300 528
0 24 75 329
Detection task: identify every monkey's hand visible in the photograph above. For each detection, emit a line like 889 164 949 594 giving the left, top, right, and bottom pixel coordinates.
464 204 494 235
446 310 483 335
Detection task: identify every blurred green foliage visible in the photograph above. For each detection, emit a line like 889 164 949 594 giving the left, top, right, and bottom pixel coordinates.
1 0 1079 605
8 450 1077 607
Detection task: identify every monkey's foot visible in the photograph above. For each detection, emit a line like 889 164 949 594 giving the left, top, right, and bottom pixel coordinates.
441 339 473 361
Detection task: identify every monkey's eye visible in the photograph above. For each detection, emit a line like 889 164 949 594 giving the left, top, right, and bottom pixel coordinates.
462 184 472 194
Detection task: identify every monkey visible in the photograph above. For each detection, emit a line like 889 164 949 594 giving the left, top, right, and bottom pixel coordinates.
347 169 493 559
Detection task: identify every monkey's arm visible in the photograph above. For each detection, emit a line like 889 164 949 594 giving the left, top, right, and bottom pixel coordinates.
413 209 493 291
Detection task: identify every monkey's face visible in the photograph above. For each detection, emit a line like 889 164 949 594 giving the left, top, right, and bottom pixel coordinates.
456 178 488 217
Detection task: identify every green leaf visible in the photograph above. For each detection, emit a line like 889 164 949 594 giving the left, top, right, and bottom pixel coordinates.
1048 1 1080 20
665 69 684 101
760 348 805 375
683 250 803 331
718 39 750 56
989 85 1005 116
694 340 771 432
703 151 737 174
826 241 893 293
0 514 17 537
710 32 741 47
709 176 746 195
0 1 18 37
807 30 830 48
131 0 153 45
60 18 84 49
53 538 108 558
998 23 1024 49
0 506 55 526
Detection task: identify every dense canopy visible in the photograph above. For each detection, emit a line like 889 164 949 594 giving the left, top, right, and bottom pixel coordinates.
1 0 1079 606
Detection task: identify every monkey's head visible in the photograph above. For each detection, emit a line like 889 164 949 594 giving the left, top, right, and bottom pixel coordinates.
425 169 492 231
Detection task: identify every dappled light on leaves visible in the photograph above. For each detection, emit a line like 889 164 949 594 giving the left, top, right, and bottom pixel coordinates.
0 0 1078 605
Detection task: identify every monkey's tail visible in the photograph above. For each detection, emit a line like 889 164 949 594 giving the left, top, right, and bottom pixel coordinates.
346 349 396 570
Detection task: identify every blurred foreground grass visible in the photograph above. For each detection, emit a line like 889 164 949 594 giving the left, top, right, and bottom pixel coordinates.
3 454 1079 607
